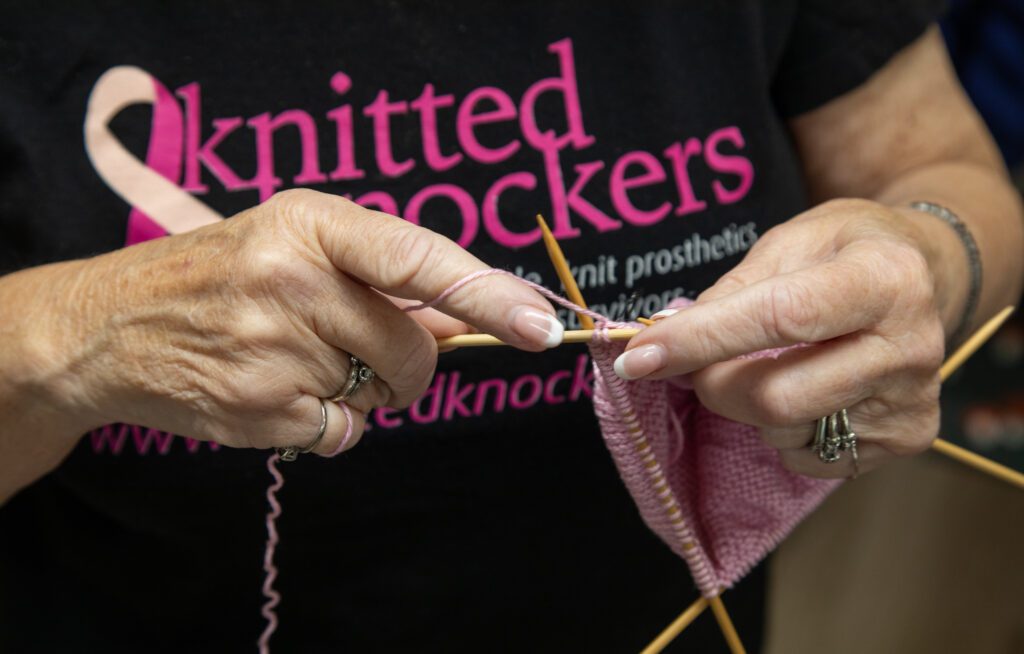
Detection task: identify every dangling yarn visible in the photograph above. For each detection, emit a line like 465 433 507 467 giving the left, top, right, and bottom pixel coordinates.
258 403 356 653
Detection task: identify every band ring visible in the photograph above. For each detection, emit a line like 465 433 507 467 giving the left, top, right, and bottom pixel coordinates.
810 408 859 476
329 355 375 403
276 398 328 462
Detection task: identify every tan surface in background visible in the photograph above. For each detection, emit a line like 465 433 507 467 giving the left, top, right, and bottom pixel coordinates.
764 451 1024 654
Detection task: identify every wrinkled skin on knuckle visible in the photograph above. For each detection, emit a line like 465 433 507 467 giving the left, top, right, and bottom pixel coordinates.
266 187 327 224
763 280 822 343
229 309 291 353
239 238 320 305
689 319 734 366
378 225 446 292
265 188 358 257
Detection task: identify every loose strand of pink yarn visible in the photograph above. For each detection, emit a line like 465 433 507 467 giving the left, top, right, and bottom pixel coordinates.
258 403 354 652
258 453 285 654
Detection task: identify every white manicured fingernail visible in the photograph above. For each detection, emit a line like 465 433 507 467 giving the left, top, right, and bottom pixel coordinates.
650 309 679 321
511 308 563 348
614 344 667 380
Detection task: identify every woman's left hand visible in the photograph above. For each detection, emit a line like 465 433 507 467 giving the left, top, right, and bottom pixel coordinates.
614 198 952 479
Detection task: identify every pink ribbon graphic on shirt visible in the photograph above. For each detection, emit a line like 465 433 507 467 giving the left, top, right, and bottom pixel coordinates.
84 66 223 243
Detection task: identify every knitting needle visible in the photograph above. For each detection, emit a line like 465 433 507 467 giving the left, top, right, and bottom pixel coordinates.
931 306 1023 488
437 327 641 349
939 305 1014 381
639 596 709 654
536 215 659 328
708 595 747 654
932 439 1024 490
536 214 595 329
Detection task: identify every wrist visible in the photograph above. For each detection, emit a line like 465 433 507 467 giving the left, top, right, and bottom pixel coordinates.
4 259 113 437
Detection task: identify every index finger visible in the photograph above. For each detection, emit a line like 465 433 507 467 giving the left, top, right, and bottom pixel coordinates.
624 255 896 376
281 189 563 351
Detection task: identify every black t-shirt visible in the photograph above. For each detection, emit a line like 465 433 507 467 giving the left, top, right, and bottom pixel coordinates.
0 2 937 652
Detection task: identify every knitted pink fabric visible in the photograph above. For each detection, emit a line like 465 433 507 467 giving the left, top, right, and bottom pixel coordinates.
589 306 839 596
261 271 844 650
408 272 841 597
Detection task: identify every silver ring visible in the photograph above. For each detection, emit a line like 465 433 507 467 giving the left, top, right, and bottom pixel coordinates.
810 408 858 470
276 398 328 462
329 355 375 403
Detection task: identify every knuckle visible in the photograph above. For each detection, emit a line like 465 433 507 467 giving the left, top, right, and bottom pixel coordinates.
763 281 820 342
267 188 355 235
243 243 318 298
857 239 934 317
232 310 289 348
266 187 321 215
691 323 733 364
379 225 446 291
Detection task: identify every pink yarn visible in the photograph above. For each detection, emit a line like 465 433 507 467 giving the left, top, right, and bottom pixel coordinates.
404 268 622 328
258 269 840 649
258 453 284 654
259 402 355 651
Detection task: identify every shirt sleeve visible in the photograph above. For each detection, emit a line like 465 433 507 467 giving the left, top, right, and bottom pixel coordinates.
771 0 945 117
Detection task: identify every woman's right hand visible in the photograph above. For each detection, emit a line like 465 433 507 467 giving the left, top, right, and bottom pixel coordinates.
27 189 562 456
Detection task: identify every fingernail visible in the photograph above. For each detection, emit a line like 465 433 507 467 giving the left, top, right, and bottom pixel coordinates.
511 308 563 348
614 344 667 380
650 309 679 321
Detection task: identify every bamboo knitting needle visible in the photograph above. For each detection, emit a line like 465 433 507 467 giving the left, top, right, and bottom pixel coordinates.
939 305 1014 381
437 327 641 349
639 596 709 654
708 595 747 654
536 214 658 328
932 439 1024 490
932 306 1022 488
536 214 595 329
